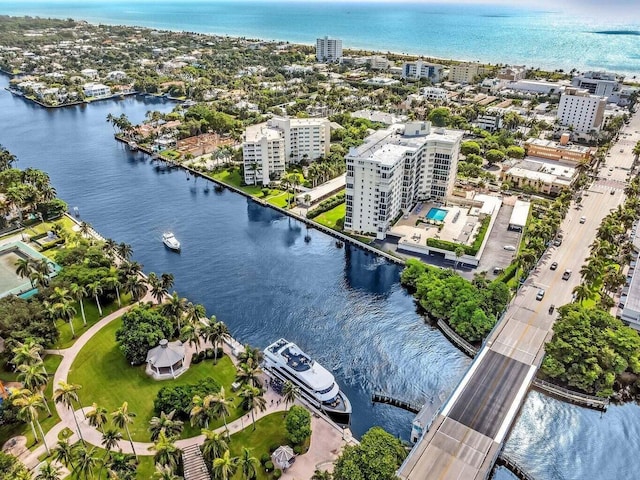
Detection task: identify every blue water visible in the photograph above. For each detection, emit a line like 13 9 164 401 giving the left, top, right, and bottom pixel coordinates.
426 207 448 222
1 1 639 75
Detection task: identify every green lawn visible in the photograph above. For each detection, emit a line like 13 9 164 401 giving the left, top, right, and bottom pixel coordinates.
24 216 76 238
0 354 63 449
68 318 243 441
212 169 263 196
314 203 345 230
265 191 292 209
53 294 131 350
228 412 289 480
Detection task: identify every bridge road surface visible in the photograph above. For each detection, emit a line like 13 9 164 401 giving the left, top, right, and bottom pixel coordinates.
398 112 640 480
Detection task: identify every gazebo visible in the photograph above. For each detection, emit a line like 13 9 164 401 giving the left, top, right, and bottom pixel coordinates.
145 339 187 380
271 445 295 470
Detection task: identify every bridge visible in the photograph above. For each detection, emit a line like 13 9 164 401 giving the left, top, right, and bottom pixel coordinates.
397 111 640 480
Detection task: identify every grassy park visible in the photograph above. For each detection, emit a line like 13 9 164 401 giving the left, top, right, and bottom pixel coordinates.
68 318 243 441
314 203 345 230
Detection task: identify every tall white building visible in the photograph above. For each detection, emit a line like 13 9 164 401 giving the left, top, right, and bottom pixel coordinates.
344 122 463 239
557 87 606 133
242 125 286 186
402 60 444 83
242 117 330 184
316 36 343 63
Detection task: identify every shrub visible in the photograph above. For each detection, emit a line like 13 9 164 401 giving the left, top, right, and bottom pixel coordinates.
285 405 311 445
273 469 282 478
269 444 280 453
205 348 215 359
306 192 345 219
192 353 202 364
260 453 271 465
153 377 221 419
293 445 303 455
264 461 274 472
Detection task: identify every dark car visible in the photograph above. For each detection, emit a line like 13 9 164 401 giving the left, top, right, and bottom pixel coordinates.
549 304 555 314
562 269 572 280
550 262 558 270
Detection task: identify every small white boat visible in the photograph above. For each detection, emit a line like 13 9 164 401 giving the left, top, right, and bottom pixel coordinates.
162 232 181 251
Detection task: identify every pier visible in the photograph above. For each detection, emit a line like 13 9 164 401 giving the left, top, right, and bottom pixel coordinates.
372 392 422 414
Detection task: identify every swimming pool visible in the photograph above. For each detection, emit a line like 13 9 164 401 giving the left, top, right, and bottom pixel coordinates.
425 207 448 222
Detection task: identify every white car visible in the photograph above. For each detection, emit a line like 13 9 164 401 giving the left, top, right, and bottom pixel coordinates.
503 245 516 251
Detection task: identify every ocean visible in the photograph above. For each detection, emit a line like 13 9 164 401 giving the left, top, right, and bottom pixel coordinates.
0 0 639 76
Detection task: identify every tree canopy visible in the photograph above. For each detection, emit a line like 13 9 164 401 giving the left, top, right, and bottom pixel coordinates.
285 405 311 445
115 303 173 365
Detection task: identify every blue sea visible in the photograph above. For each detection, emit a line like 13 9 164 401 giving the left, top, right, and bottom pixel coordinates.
1 0 639 76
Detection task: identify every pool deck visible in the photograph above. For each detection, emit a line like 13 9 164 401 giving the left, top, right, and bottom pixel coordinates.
0 240 60 298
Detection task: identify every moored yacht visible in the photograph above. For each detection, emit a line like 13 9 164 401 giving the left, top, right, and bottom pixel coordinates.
263 338 351 424
162 232 181 251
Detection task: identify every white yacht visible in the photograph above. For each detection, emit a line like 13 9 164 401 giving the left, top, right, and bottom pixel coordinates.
264 338 351 424
162 232 181 251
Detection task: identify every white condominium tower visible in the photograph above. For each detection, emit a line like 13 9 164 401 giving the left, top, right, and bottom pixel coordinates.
344 122 463 240
557 87 606 133
316 36 343 62
242 116 330 185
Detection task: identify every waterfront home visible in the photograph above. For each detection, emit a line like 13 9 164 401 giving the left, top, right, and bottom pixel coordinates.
83 83 111 98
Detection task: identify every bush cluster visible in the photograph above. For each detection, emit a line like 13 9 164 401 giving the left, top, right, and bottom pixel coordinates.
153 377 221 419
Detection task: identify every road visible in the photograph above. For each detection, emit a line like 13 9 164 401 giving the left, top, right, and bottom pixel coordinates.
398 111 640 480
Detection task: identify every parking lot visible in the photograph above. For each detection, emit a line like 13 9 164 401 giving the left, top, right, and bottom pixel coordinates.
476 200 523 278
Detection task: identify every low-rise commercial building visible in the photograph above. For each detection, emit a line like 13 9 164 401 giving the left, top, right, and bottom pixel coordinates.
525 137 595 165
503 158 577 196
344 121 463 239
571 71 619 98
497 65 526 81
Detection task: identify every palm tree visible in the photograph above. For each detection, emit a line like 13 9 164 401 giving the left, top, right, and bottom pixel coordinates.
103 238 119 260
185 302 206 327
181 324 202 354
189 394 215 429
50 287 77 338
117 242 133 261
15 256 34 280
11 339 45 370
101 427 123 452
282 381 299 412
103 273 122 307
573 284 592 303
12 389 50 454
87 403 109 433
579 263 601 285
200 318 230 363
212 450 239 480
151 431 182 472
210 388 232 438
237 345 263 367
124 274 148 302
238 447 259 480
69 283 88 325
238 385 266 431
53 381 85 443
162 291 188 333
16 362 51 415
152 463 182 480
235 362 263 389
161 273 175 291
148 410 184 441
148 272 166 304
201 429 228 465
87 280 103 316
35 461 62 480
112 402 137 457
78 221 92 239
54 438 77 471
73 445 99 480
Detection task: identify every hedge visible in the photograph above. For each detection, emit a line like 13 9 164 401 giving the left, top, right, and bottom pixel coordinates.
306 192 345 219
426 216 490 256
153 377 221 419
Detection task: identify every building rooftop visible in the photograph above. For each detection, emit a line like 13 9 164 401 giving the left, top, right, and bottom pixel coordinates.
146 339 185 368
526 138 593 154
244 123 282 142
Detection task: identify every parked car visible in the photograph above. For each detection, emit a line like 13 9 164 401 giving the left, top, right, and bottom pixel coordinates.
550 262 558 270
562 269 572 280
503 245 516 251
549 304 555 314
536 289 545 301
493 267 504 274
580 216 586 224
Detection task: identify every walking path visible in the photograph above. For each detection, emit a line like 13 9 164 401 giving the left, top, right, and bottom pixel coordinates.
20 293 351 479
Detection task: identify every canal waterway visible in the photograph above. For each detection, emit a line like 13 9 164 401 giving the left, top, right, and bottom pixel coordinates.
1 77 639 479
